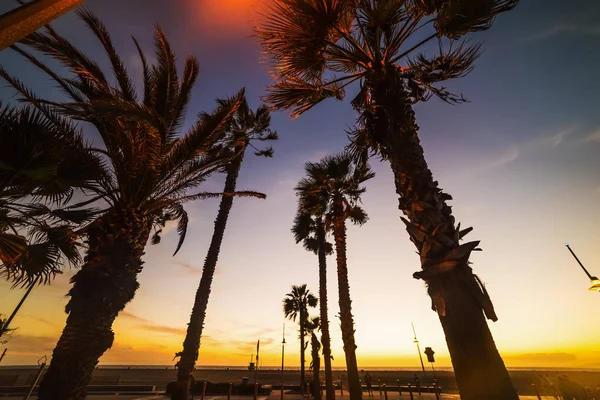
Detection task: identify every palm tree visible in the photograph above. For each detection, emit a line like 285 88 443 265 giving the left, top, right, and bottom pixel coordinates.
283 284 318 393
0 0 87 51
292 209 334 400
256 1 519 398
306 316 322 400
0 103 103 335
1 9 258 399
171 99 277 400
295 153 374 400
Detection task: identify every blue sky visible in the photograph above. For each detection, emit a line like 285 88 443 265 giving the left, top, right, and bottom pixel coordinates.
0 0 599 368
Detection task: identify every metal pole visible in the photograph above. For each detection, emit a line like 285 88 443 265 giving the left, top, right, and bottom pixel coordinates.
228 382 232 400
23 355 46 400
0 0 86 51
408 384 413 400
0 348 6 363
565 243 598 280
2 277 38 335
430 363 436 379
411 323 425 373
396 379 401 395
281 324 286 400
200 381 207 400
383 383 388 400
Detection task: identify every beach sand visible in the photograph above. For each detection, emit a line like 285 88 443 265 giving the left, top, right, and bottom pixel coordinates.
1 367 599 396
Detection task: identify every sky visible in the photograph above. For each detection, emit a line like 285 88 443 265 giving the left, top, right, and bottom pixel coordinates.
0 0 600 370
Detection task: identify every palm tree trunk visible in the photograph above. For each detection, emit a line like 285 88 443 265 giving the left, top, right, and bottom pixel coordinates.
171 147 246 400
311 333 322 400
300 307 306 393
37 206 149 400
369 76 518 400
332 204 361 400
317 221 335 400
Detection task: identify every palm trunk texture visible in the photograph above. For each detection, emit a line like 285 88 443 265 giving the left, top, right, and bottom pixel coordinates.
332 202 361 400
171 147 246 400
317 221 335 400
38 205 150 400
368 74 518 400
311 334 322 400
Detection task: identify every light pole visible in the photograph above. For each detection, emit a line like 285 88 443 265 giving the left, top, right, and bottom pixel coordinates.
565 243 600 291
411 323 425 372
0 0 86 51
281 323 286 400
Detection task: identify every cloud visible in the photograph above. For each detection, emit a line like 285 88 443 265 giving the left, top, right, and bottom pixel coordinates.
585 128 600 142
174 261 204 276
524 24 600 41
119 310 149 323
20 314 58 328
137 324 187 336
119 310 186 335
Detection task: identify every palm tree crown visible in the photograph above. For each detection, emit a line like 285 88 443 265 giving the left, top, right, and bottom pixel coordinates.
284 284 318 321
1 8 256 255
256 0 517 157
295 153 374 228
0 103 102 286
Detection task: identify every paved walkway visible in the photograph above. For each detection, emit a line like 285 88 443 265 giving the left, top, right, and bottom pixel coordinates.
3 392 558 399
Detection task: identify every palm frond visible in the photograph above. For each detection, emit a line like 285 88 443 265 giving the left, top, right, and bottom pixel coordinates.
77 8 137 101
264 77 345 118
435 0 519 39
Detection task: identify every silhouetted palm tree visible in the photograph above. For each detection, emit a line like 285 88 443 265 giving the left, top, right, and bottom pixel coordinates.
0 103 103 336
306 316 322 400
172 98 277 400
292 208 334 400
284 284 318 392
1 10 257 399
295 153 374 400
256 1 519 398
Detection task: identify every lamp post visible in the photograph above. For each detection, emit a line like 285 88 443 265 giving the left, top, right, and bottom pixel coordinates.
0 0 86 51
411 323 425 372
281 323 286 400
565 243 600 291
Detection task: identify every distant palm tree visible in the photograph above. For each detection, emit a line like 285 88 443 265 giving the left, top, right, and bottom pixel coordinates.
284 284 318 392
295 153 374 400
292 208 334 400
256 1 519 398
306 316 322 400
1 9 258 399
171 98 277 400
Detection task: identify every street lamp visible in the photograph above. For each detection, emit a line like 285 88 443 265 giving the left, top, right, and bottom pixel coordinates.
565 243 600 292
0 0 86 51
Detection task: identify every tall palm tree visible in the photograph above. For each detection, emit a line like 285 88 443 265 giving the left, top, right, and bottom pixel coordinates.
256 1 519 398
295 153 374 400
306 316 322 400
171 98 277 400
292 209 334 400
283 284 318 393
1 9 258 399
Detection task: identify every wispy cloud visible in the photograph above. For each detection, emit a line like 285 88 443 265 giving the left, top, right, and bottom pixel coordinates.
119 310 186 335
173 261 204 276
524 24 600 41
585 128 600 142
138 324 187 335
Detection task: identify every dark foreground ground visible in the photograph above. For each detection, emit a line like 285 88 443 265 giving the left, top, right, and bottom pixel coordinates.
1 368 598 396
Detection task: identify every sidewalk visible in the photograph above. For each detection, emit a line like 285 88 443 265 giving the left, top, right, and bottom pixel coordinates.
2 391 558 399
